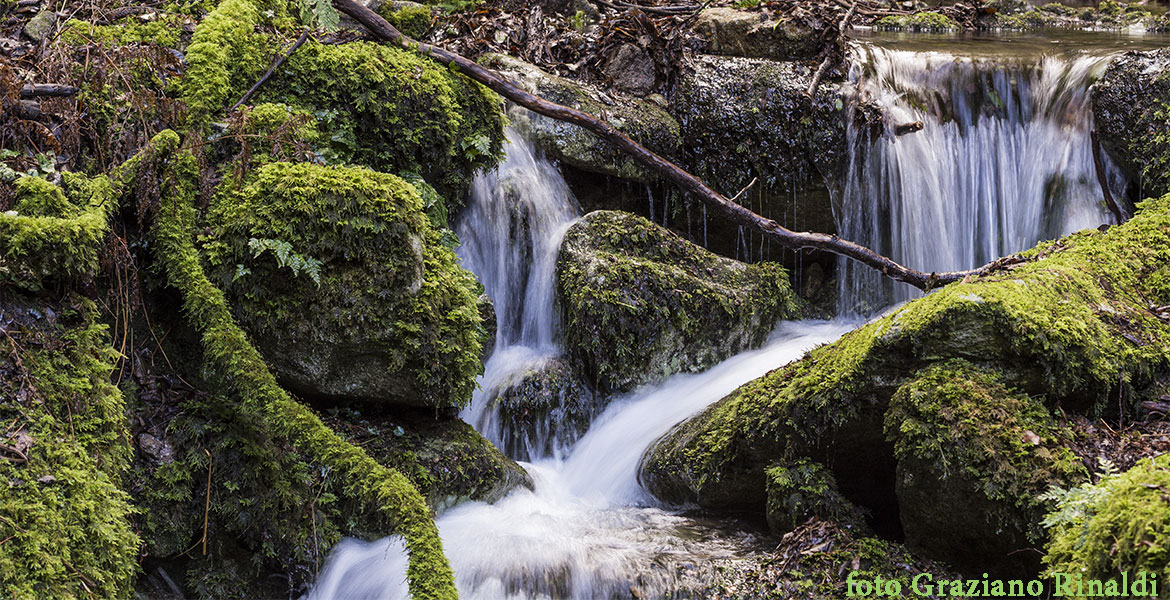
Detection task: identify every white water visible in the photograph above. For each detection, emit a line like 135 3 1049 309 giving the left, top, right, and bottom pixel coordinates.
307 131 855 599
836 46 1125 314
307 321 851 600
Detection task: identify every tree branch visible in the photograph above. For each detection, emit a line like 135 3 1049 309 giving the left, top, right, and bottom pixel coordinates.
332 0 997 291
1090 130 1129 224
230 28 312 112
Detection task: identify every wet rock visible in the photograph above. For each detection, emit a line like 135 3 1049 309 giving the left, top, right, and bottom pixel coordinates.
675 54 844 232
604 43 658 96
22 10 56 42
478 293 497 362
694 8 821 60
641 194 1170 574
483 54 681 183
557 210 797 393
136 433 175 464
1093 48 1170 197
487 356 597 459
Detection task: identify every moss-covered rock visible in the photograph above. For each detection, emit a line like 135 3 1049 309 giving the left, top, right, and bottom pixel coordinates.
674 54 843 234
1043 454 1170 595
641 193 1170 572
558 210 797 393
765 459 869 535
485 356 598 458
324 410 532 513
1093 49 1170 198
0 291 138 599
262 39 505 201
694 7 821 61
201 161 483 409
180 0 273 126
875 12 962 31
482 54 681 184
886 361 1085 574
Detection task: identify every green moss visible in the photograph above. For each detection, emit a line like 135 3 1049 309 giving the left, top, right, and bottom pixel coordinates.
876 12 961 31
558 210 797 393
260 39 504 201
376 2 434 38
181 0 273 126
201 161 483 408
0 294 138 599
765 460 868 535
996 10 1050 29
60 15 186 47
1043 454 1170 596
146 131 457 599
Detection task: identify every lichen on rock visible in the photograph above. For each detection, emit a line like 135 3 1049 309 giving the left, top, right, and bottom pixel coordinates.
557 210 797 393
201 161 484 409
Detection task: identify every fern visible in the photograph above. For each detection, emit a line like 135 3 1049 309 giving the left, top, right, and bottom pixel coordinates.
247 237 323 285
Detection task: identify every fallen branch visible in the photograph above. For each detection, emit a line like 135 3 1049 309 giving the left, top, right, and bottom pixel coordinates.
229 28 312 112
588 0 701 15
20 84 79 98
1090 130 1129 224
893 121 923 136
333 0 994 291
805 3 856 98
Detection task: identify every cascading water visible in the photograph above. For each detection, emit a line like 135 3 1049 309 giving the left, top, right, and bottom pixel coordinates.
306 130 855 599
836 45 1125 314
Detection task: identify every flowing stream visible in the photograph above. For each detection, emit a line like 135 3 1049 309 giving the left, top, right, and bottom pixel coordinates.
835 44 1124 313
307 131 852 599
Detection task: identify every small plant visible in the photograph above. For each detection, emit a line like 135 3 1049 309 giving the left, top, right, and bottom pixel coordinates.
235 237 323 286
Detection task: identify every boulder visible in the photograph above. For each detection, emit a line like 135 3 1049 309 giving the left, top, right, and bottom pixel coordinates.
22 10 56 42
694 8 821 61
486 356 597 459
1093 49 1170 198
482 54 681 183
557 210 797 393
603 43 658 96
641 193 1170 574
202 162 484 410
675 54 844 234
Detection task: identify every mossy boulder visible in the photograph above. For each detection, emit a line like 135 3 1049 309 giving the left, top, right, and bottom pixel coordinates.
641 193 1170 572
482 54 681 183
323 411 532 513
201 161 483 409
875 12 962 31
484 356 598 459
557 210 797 393
1043 454 1170 594
1093 49 1170 198
674 54 843 235
694 8 821 61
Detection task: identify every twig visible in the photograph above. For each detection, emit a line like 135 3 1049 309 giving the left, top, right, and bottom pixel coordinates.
728 177 758 203
334 0 1002 291
229 29 312 112
202 448 212 556
588 0 701 15
0 444 28 463
1090 130 1129 224
806 2 856 98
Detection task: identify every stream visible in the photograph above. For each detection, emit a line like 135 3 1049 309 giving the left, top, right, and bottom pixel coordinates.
308 34 1166 599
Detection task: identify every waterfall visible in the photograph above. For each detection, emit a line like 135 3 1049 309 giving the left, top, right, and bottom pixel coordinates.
836 46 1125 314
305 129 856 599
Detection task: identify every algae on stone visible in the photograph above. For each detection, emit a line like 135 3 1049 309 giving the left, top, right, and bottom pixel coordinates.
558 210 797 393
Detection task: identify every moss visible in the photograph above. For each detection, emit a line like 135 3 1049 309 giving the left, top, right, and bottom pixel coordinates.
996 10 1051 29
60 15 186 47
201 161 483 408
376 1 434 38
765 460 868 535
875 12 961 31
642 193 1170 569
146 131 456 599
1042 454 1170 596
260 39 505 201
0 293 138 599
181 0 273 127
557 210 797 393
886 361 1085 571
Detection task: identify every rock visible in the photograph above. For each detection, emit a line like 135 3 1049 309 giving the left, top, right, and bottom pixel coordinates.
1093 48 1170 198
641 194 1170 574
694 8 821 61
557 210 797 393
603 43 658 96
202 162 484 410
324 412 533 513
478 293 497 362
136 433 175 464
22 10 56 42
482 54 681 183
485 356 597 459
675 54 843 235
765 460 868 535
